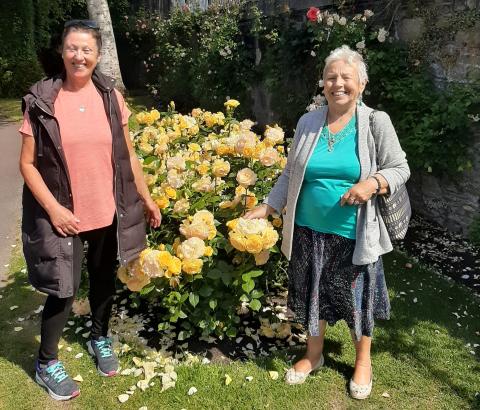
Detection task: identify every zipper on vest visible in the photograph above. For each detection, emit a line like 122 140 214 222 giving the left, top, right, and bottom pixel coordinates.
107 89 124 265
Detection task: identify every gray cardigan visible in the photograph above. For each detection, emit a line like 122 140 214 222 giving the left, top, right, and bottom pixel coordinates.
264 104 410 265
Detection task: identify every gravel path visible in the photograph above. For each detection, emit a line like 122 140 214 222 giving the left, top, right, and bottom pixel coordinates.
0 122 22 285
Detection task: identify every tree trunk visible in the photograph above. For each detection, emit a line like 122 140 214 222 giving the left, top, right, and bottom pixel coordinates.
86 0 126 93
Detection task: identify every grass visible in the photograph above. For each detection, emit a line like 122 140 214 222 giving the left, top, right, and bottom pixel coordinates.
0 98 22 122
0 246 479 410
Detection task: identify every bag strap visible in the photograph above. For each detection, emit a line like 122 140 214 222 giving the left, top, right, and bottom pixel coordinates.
369 109 379 165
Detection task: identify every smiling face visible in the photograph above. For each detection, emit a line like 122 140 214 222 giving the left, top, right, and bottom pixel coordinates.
323 59 365 111
62 30 100 82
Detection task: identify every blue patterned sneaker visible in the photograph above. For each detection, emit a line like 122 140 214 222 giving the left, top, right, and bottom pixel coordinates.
87 336 119 377
35 360 80 401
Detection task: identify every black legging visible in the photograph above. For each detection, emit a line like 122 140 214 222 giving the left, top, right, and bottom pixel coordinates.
38 219 118 365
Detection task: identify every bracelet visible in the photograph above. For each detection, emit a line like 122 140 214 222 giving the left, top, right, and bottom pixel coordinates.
371 175 382 195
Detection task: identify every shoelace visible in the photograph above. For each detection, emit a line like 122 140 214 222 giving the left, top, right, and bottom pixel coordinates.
46 361 68 383
94 339 113 358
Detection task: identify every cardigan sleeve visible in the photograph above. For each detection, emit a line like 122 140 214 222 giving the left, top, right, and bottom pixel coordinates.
263 116 305 214
373 111 410 195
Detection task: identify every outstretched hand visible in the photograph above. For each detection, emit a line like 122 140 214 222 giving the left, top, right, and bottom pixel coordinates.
243 204 275 220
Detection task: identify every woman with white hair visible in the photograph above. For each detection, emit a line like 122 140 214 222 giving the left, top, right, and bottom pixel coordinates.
245 45 409 399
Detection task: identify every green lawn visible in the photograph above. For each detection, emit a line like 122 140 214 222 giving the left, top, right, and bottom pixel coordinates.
0 98 22 122
0 247 479 410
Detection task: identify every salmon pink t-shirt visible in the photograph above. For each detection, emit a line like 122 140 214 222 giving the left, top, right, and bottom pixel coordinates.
20 81 131 232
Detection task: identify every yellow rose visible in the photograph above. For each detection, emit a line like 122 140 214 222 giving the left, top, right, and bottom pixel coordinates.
188 143 201 152
157 250 172 269
204 246 214 257
167 256 182 275
177 237 206 259
272 217 283 228
261 228 279 249
236 168 257 187
259 147 280 167
229 232 246 252
182 258 203 275
144 174 157 187
211 159 230 177
226 218 239 230
245 194 258 209
173 237 182 253
139 142 154 155
164 186 177 199
196 162 210 175
150 109 160 121
264 124 284 146
127 272 151 292
245 234 264 254
191 108 203 117
155 196 170 209
224 99 240 109
173 198 190 214
117 265 130 284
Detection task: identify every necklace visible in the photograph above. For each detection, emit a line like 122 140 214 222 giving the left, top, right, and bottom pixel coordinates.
321 115 356 152
79 105 86 113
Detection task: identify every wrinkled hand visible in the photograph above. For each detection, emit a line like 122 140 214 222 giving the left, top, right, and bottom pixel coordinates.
49 204 80 237
341 179 377 206
244 204 275 220
144 199 162 228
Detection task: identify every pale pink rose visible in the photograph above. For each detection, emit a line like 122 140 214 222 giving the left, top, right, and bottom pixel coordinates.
167 169 185 188
177 237 206 259
259 147 280 167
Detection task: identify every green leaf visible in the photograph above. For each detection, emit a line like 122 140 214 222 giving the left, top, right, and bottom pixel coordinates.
178 310 188 319
143 156 157 165
249 299 261 311
221 270 234 286
209 299 218 310
239 294 250 302
199 286 214 297
242 279 255 294
206 268 222 280
250 289 264 299
189 292 200 307
139 282 155 295
226 327 237 338
180 292 189 303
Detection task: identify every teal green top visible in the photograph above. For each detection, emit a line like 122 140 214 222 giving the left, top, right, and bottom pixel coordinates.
295 115 360 239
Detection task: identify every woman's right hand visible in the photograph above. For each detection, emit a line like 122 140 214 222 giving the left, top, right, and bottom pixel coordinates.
48 203 80 237
243 204 275 220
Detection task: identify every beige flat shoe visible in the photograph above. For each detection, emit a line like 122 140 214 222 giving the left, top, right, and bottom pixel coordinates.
349 368 373 400
285 354 324 385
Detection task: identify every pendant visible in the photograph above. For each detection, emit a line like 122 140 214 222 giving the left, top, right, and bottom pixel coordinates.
327 137 334 152
79 105 86 113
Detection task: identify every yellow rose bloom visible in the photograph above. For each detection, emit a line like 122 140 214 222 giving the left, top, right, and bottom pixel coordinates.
211 159 230 177
224 99 240 109
155 196 170 209
164 186 177 199
245 194 258 209
204 246 214 257
188 142 201 152
157 250 172 268
173 237 182 253
182 258 203 275
151 109 160 121
236 168 257 187
229 232 246 252
196 162 210 175
245 234 264 254
191 108 203 118
167 256 182 275
226 218 239 230
117 265 130 284
272 217 282 228
261 228 279 249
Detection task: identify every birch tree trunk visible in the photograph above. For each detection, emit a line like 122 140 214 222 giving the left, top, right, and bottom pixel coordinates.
86 0 126 93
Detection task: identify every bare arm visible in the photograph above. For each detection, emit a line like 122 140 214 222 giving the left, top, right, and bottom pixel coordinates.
19 133 80 236
123 125 161 228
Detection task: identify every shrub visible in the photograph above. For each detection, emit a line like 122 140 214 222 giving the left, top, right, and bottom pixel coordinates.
118 101 288 339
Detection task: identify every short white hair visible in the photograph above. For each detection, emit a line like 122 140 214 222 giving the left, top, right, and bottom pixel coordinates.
323 45 368 85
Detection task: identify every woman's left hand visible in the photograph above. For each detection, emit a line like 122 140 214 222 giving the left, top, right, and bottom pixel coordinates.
341 179 377 206
144 199 162 228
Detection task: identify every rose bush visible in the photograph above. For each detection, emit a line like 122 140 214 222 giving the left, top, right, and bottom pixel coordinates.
119 101 288 339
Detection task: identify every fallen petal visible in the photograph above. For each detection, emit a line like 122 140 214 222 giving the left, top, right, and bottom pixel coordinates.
268 371 279 380
73 374 84 382
75 353 84 359
14 326 23 332
187 386 197 396
118 394 130 403
225 374 232 386
245 376 253 382
382 392 390 398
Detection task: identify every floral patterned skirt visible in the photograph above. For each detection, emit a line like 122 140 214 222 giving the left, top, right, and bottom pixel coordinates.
287 225 390 341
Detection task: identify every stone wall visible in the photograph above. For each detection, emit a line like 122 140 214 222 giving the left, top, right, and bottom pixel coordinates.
395 0 480 235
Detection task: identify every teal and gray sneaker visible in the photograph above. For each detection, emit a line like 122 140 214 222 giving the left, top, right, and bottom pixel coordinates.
35 360 80 401
87 336 119 377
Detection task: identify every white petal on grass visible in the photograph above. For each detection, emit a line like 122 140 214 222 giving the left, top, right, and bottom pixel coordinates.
134 368 143 377
9 305 19 311
73 374 84 382
68 321 75 326
413 298 418 303
187 387 197 396
66 347 73 352
118 394 130 403
17 317 25 322
75 327 83 334
34 305 44 314
139 407 148 410
245 376 253 382
75 352 84 359
201 357 210 365
268 371 279 380
382 392 391 398
85 320 92 327
224 374 232 386
246 343 254 350
82 331 91 338
14 326 23 332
